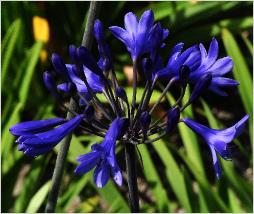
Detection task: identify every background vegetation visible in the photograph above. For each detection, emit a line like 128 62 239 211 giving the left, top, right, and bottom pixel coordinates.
1 1 253 212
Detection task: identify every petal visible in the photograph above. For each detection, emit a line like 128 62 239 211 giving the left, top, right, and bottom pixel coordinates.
124 12 138 40
106 146 123 186
138 9 154 35
109 26 132 49
101 117 129 149
93 162 111 188
83 66 104 93
209 145 222 179
206 57 233 76
199 43 207 63
23 115 83 146
9 118 65 136
75 151 101 175
207 38 219 66
211 77 239 88
167 42 184 63
23 144 54 157
66 65 88 93
135 10 154 57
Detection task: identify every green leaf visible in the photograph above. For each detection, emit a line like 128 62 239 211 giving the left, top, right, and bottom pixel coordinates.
13 157 45 212
1 102 23 174
228 188 243 212
96 180 129 212
152 138 192 212
222 28 252 115
138 144 170 212
170 17 252 46
26 181 51 213
241 33 253 56
19 41 43 106
57 176 89 211
2 18 22 84
222 28 253 144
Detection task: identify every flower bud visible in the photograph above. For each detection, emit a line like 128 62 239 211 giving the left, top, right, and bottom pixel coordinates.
166 107 180 132
43 71 59 98
139 111 151 133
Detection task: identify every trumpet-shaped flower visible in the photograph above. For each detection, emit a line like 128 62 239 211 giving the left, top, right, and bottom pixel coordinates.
75 117 128 188
10 115 83 157
182 115 249 178
109 10 168 61
189 38 239 96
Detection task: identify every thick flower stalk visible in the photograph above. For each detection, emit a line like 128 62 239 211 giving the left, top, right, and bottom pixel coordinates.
9 9 249 212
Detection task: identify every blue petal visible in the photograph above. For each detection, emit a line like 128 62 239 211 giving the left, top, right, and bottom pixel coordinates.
124 12 138 41
106 141 123 186
109 26 132 51
206 57 233 76
209 145 222 179
22 115 83 146
206 38 219 67
83 66 105 93
10 118 65 136
66 64 88 93
94 162 111 188
101 117 128 149
211 77 239 88
75 151 102 175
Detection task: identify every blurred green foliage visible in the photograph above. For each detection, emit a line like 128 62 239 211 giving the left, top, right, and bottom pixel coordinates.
1 1 253 212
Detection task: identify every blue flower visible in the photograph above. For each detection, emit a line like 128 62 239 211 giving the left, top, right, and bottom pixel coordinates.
182 115 249 178
9 115 83 157
109 10 168 61
75 117 128 188
153 43 200 81
189 38 239 96
94 19 113 71
66 64 104 95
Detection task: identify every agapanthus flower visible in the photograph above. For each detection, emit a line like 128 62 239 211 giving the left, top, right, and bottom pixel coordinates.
109 10 168 61
75 117 128 188
189 38 239 96
9 9 249 191
10 115 83 157
182 115 249 178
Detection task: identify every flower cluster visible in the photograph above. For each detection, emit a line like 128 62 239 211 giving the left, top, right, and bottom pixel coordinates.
10 10 249 187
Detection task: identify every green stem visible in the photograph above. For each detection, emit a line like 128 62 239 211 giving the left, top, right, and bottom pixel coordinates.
45 2 102 212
